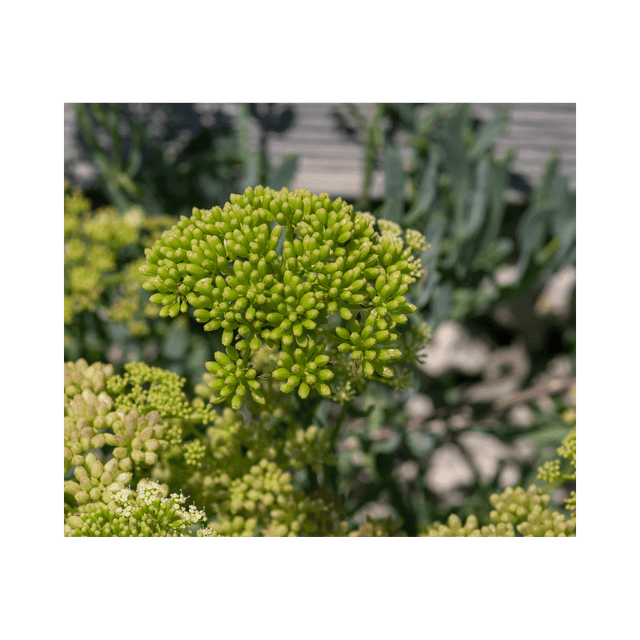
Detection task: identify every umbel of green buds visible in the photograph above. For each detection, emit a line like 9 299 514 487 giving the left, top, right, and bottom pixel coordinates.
140 186 427 408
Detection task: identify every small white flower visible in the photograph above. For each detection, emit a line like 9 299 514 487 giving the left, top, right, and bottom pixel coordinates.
114 488 134 504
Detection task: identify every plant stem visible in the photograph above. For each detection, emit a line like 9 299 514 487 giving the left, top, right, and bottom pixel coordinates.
323 401 348 495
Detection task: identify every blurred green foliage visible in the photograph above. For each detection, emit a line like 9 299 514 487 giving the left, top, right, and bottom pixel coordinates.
72 103 299 217
332 103 576 327
64 181 174 363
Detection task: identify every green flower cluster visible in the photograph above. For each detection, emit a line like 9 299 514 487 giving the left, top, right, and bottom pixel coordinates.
538 425 576 517
140 186 427 407
204 344 265 409
490 485 575 536
105 361 213 424
211 459 296 536
183 454 337 537
64 356 113 400
64 182 175 336
422 411 578 538
64 359 208 533
422 513 515 537
558 429 576 470
65 479 213 537
65 397 167 509
259 486 346 537
399 319 432 365
151 407 258 504
515 510 576 537
147 404 344 535
422 485 576 537
282 424 336 473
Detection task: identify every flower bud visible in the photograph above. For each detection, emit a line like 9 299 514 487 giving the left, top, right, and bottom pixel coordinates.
287 375 301 388
91 433 106 449
273 368 290 381
378 348 402 361
315 382 331 397
64 480 80 496
75 490 90 505
66 516 84 530
145 439 160 452
211 353 231 370
374 362 394 378
204 362 224 378
298 383 311 399
90 459 104 479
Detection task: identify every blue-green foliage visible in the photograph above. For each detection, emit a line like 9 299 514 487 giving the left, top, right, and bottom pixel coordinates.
333 103 576 326
72 103 299 219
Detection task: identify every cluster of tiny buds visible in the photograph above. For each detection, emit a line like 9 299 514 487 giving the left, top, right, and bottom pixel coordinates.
422 513 515 537
489 485 551 525
114 481 207 526
64 182 178 330
516 510 576 537
283 424 336 473
64 359 113 399
140 186 427 408
65 479 213 536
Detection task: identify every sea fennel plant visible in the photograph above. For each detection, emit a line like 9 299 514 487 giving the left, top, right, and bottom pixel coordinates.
64 185 577 536
65 186 431 536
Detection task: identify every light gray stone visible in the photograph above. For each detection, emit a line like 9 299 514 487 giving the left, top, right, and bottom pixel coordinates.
418 321 490 377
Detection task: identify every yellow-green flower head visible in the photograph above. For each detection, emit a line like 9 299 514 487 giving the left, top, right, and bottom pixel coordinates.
64 183 170 328
140 187 425 408
65 478 213 537
420 512 517 537
282 424 336 473
106 361 212 423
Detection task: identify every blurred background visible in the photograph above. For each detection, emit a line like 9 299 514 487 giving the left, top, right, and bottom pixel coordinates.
64 103 576 534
